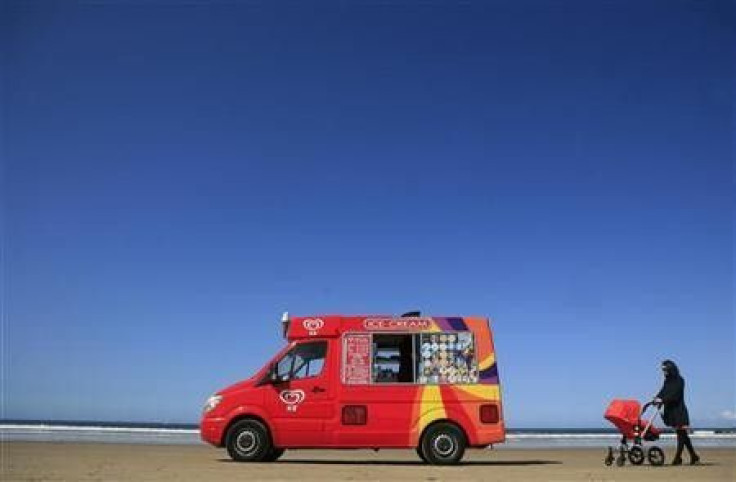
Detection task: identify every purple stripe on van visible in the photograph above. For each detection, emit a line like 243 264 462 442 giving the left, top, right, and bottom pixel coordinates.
433 317 468 331
447 317 467 331
479 363 499 384
434 318 453 331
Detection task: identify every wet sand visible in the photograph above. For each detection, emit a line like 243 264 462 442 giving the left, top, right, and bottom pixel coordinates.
3 442 734 481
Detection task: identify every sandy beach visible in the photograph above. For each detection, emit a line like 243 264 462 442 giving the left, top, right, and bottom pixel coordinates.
3 442 733 481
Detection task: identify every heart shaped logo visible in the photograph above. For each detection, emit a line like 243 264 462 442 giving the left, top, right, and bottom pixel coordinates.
279 389 306 412
302 318 324 335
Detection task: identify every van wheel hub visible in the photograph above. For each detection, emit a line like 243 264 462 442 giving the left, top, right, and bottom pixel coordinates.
235 430 258 455
434 434 456 456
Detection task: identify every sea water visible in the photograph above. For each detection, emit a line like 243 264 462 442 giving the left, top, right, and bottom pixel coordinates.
2 423 734 448
1 423 200 445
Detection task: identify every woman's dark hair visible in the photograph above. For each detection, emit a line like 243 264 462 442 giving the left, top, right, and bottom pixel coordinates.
661 359 680 377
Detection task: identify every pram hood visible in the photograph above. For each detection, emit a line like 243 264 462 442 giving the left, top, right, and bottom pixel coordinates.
605 399 661 441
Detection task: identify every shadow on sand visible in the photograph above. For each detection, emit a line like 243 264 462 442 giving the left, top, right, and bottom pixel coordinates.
218 459 562 466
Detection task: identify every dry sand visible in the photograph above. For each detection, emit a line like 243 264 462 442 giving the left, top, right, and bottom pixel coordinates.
2 442 734 481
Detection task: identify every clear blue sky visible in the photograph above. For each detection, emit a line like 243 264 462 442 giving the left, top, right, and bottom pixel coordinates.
3 1 733 428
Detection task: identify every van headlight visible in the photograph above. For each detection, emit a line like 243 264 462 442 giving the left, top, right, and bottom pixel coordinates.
203 395 223 413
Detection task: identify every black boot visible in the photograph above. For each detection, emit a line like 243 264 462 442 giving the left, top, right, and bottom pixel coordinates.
672 430 685 465
680 429 700 464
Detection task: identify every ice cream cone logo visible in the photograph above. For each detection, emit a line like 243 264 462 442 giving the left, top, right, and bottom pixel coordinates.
302 318 324 336
279 389 306 412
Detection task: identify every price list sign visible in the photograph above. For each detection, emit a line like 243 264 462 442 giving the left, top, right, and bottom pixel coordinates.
343 334 371 384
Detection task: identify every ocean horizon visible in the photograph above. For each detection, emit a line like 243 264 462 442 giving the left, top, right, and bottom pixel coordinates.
3 420 734 449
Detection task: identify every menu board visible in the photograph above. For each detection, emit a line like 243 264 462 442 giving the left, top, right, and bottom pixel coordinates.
418 332 478 384
343 334 372 384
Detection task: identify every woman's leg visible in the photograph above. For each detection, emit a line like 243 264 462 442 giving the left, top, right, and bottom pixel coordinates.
680 429 699 463
673 429 685 464
675 427 700 464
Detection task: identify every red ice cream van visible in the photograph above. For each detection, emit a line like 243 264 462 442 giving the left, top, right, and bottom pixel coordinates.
200 314 505 465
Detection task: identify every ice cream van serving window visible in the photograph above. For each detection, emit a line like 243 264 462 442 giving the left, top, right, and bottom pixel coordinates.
342 332 478 385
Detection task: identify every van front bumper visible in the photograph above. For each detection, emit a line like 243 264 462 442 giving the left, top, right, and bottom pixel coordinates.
200 416 227 447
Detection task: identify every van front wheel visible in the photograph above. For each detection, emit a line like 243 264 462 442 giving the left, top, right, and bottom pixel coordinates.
263 448 285 462
420 423 466 465
225 419 273 462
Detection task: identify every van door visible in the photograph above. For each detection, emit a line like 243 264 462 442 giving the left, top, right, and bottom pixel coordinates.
266 340 334 447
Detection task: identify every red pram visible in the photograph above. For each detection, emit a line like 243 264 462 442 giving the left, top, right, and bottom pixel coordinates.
603 399 665 466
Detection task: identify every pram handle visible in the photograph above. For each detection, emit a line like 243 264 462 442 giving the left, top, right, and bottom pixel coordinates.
634 401 662 441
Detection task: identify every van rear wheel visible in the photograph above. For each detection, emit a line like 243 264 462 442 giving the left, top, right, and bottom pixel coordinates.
419 422 466 465
416 447 428 463
225 419 273 462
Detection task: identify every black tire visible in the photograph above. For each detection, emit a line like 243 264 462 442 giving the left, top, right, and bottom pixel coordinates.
419 422 466 465
628 446 645 465
616 454 626 467
263 448 285 462
416 446 428 463
647 446 665 466
225 419 273 462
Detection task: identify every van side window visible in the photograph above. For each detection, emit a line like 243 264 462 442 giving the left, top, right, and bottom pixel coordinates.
417 332 479 384
277 341 328 381
276 352 294 380
372 334 414 383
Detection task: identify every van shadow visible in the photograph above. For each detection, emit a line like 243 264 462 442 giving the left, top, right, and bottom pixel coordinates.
217 459 561 466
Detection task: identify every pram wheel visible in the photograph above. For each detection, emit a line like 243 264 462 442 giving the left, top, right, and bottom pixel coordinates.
604 447 614 466
647 446 665 466
628 445 645 465
616 453 626 466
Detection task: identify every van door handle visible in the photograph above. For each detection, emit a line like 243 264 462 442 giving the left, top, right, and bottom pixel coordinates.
312 386 326 393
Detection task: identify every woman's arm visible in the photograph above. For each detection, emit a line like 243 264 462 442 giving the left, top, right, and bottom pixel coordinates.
656 377 683 404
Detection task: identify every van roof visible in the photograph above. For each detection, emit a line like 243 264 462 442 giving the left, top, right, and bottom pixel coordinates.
286 315 491 341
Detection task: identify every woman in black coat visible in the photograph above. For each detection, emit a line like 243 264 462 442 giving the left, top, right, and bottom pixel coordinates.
654 360 700 465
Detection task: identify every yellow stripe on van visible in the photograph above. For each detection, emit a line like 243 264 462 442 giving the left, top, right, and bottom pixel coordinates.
478 353 495 371
417 385 447 430
428 321 442 333
454 384 501 401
